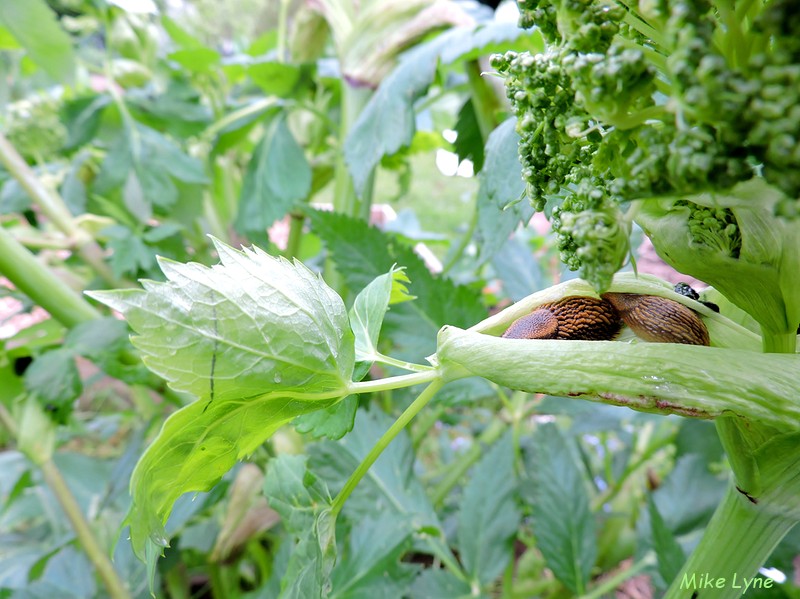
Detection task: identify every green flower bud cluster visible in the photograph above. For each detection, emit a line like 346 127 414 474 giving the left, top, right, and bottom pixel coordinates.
492 0 800 292
3 97 67 161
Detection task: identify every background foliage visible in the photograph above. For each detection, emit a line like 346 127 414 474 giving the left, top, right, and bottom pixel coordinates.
0 0 798 598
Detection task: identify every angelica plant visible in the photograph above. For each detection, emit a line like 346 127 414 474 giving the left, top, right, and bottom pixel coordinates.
489 0 800 595
73 2 800 597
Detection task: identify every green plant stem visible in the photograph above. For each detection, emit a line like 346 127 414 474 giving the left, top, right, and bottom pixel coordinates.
430 417 507 506
39 458 132 599
0 133 122 288
464 60 501 140
591 428 675 510
664 485 795 598
0 225 100 327
373 351 435 372
763 331 796 353
441 206 478 275
284 212 305 258
332 84 373 219
348 369 440 395
0 403 18 437
331 378 444 517
411 404 445 448
202 97 278 141
580 555 653 599
276 0 291 62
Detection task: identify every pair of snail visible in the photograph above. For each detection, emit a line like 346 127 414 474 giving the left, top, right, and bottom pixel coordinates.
502 283 715 346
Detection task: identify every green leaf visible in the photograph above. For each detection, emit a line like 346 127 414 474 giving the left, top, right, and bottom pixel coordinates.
161 15 206 49
411 570 472 599
168 48 220 72
330 512 415 599
102 225 156 278
293 395 358 441
264 454 332 533
61 95 112 150
64 317 128 358
651 455 726 535
309 409 439 527
264 455 335 599
95 124 207 218
0 0 75 83
236 114 312 234
309 210 486 360
23 348 81 412
126 391 341 560
647 494 686 584
476 118 531 263
248 61 304 97
491 236 547 301
86 240 355 558
349 266 413 369
88 238 355 403
453 99 485 173
345 23 538 195
523 423 596 594
307 209 395 293
457 433 520 586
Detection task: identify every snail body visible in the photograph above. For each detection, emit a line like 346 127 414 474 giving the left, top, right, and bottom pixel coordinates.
503 292 710 346
502 296 622 341
601 292 710 346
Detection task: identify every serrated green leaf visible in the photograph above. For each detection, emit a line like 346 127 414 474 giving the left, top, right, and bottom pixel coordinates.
345 23 537 195
23 349 81 407
0 0 75 84
457 433 520 586
236 114 312 234
491 236 547 301
86 241 355 559
330 512 415 599
127 393 339 560
64 317 128 358
525 424 596 595
309 210 486 361
88 238 355 402
307 209 395 293
309 409 438 527
264 454 333 533
411 569 472 599
349 266 412 367
264 455 335 599
476 118 531 263
95 124 207 219
293 395 357 441
647 494 686 584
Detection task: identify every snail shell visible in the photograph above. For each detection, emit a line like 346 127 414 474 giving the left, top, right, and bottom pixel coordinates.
502 296 622 341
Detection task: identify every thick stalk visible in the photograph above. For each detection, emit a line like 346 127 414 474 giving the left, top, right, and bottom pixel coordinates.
326 82 374 293
664 485 795 598
0 225 99 327
0 132 122 287
667 327 800 595
40 458 132 599
283 212 305 258
331 83 374 219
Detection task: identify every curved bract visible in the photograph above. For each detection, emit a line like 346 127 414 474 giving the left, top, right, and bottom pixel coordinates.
437 325 800 430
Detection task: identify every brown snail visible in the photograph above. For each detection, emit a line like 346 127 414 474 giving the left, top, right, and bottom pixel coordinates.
502 293 710 346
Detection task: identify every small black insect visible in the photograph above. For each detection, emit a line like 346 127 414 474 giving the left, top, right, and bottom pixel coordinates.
674 282 720 313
